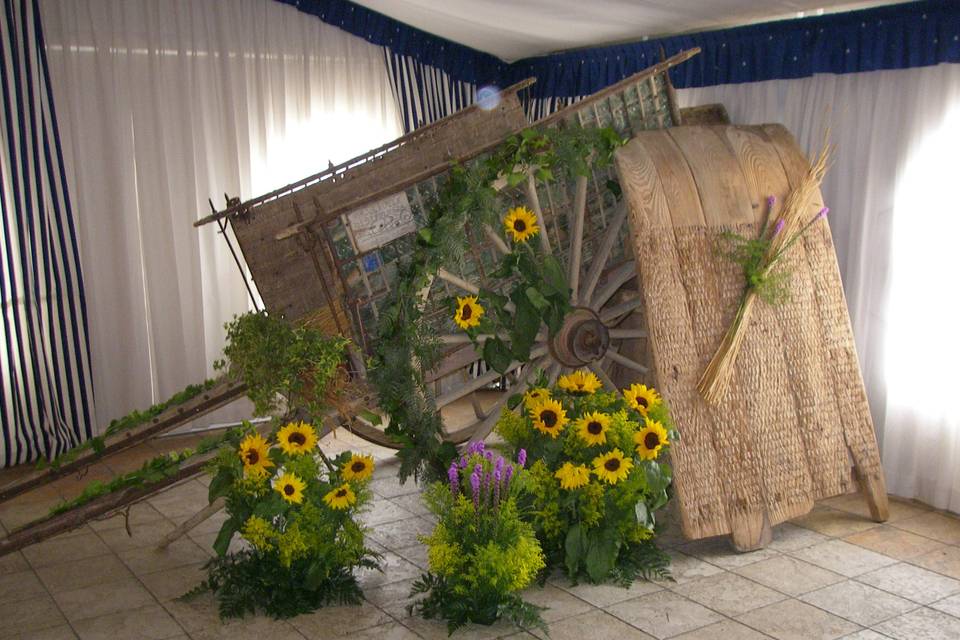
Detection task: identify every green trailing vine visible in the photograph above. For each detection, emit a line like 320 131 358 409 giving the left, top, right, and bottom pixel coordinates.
371 125 624 483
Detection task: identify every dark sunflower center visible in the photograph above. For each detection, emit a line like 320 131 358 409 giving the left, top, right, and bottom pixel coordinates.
604 458 621 472
351 461 366 473
638 396 649 408
244 450 259 465
644 432 661 449
288 432 306 446
587 421 603 435
513 219 526 232
336 488 348 498
540 410 558 428
461 304 473 320
283 484 295 496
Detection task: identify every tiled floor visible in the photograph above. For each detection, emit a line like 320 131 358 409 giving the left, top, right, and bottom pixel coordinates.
2 431 960 639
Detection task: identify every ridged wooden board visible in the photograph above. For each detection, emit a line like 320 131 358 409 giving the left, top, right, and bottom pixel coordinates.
615 124 888 548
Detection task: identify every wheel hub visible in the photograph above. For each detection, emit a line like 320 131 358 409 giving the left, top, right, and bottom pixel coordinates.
549 307 610 367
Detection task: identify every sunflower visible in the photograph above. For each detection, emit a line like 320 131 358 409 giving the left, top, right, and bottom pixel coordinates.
592 448 633 485
238 434 274 477
635 420 670 461
342 453 375 481
454 295 484 330
274 472 306 504
503 206 539 243
557 370 603 395
523 387 551 409
276 421 318 456
323 483 357 510
575 411 611 446
529 398 568 438
554 462 590 490
623 383 661 417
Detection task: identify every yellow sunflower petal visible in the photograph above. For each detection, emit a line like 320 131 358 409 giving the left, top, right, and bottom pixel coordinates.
554 462 591 490
592 448 633 485
557 370 603 395
323 483 357 510
503 206 540 243
522 387 551 410
575 411 611 446
529 398 568 438
623 383 661 417
274 471 306 504
238 434 274 477
276 421 318 456
454 295 484 330
342 453 375 481
635 420 670 461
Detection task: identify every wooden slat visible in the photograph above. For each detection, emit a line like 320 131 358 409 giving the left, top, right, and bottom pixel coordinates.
640 130 706 227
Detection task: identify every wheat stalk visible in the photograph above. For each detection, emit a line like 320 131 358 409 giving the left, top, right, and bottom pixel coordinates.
697 139 833 405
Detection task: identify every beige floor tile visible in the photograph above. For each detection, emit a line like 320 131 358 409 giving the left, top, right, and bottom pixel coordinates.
800 580 916 626
844 525 946 561
335 622 422 640
857 562 960 604
767 522 831 552
0 569 48 604
51 577 155 622
893 512 960 545
189 616 304 640
519 584 593 623
401 615 520 640
388 493 431 516
0 550 29 576
606 590 724 638
21 530 111 569
0 593 67 637
529 609 654 639
368 476 421 499
147 481 209 521
735 599 860 640
12 624 78 639
95 518 178 553
930 592 960 617
357 550 423 589
36 553 133 593
396 542 429 569
550 575 663 608
672 572 786 616
872 606 960 640
791 507 880 538
678 536 780 570
86 503 167 533
139 563 207 602
839 631 892 639
368 516 433 550
820 495 929 523
734 555 844 596
655 550 725 584
72 603 183 639
118 538 210 576
789 540 896 577
363 578 420 618
910 545 960 580
359 498 415 527
288 600 390 638
671 619 771 639
159 593 222 633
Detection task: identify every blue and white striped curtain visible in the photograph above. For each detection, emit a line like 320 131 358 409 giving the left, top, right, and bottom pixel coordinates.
383 49 478 133
0 0 94 465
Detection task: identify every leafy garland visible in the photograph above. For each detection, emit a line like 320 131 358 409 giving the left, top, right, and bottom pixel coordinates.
371 125 624 483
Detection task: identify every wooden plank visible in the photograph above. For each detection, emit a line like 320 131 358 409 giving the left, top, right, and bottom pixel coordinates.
679 104 730 126
667 127 754 226
638 130 706 227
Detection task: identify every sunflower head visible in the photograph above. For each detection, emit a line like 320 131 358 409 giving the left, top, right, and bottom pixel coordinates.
238 434 274 477
323 483 357 510
558 370 603 395
454 295 484 330
623 383 661 416
276 421 318 456
592 448 634 485
342 453 375 481
575 411 611 446
635 420 670 461
529 398 568 438
503 206 539 243
523 387 551 410
274 472 306 504
554 462 591 490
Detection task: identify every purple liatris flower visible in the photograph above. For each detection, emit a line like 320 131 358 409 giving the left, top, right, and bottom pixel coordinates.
484 450 494 461
504 464 514 491
466 441 485 456
772 218 785 238
816 206 829 220
448 462 459 497
493 466 502 507
470 468 481 510
766 195 776 209
483 470 493 505
517 448 527 468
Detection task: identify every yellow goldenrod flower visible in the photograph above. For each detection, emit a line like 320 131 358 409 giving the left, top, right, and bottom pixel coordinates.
592 448 633 485
342 453 375 481
575 411 611 446
503 206 539 243
635 420 670 461
276 421 318 456
554 462 591 490
558 370 603 395
454 295 484 330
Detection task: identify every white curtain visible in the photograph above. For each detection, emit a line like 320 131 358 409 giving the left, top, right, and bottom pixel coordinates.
678 63 960 512
39 0 403 428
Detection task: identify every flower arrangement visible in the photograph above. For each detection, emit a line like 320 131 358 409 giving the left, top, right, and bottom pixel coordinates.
409 443 547 634
497 370 676 584
192 421 380 619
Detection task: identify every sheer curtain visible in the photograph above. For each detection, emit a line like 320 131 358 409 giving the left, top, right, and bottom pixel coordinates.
678 63 960 511
39 0 402 428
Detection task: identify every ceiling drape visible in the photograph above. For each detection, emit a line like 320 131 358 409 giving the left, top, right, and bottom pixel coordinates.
38 0 402 431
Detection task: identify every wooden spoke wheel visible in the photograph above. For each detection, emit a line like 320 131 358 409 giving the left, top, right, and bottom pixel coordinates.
420 172 650 446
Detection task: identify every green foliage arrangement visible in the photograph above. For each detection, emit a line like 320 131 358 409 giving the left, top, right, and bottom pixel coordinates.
216 311 349 420
189 421 380 619
410 445 546 634
497 370 676 584
372 125 625 483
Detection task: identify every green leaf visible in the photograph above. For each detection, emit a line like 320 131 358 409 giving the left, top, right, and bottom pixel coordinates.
358 409 383 426
305 560 326 589
564 523 587 577
417 228 433 245
90 437 105 455
524 287 549 310
482 337 513 374
541 255 568 296
506 172 526 188
635 501 651 527
213 517 238 557
208 468 233 504
605 178 622 200
506 393 523 410
510 291 539 362
535 167 554 182
585 529 620 582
